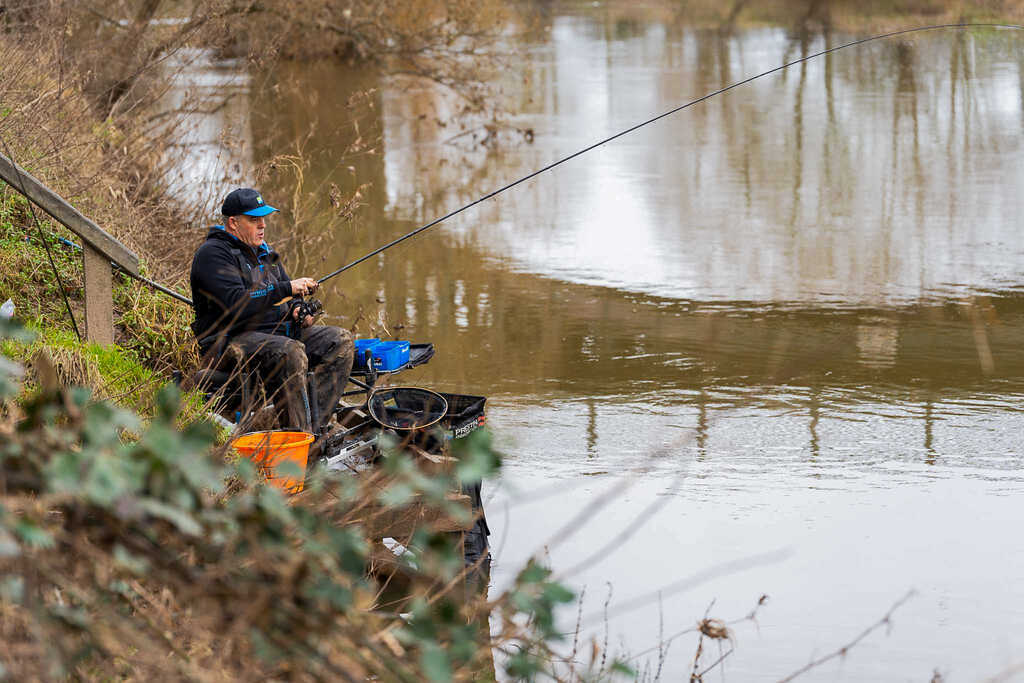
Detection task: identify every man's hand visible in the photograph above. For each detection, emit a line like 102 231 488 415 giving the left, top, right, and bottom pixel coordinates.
289 277 318 296
291 306 315 328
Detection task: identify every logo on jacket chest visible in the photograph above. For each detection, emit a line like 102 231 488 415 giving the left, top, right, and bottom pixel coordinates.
245 261 272 282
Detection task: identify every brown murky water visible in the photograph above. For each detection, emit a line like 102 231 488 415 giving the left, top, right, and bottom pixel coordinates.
172 5 1024 679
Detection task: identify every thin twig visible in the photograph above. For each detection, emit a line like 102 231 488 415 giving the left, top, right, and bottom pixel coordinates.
776 590 916 682
696 648 733 679
582 550 790 628
981 660 1024 682
568 585 586 679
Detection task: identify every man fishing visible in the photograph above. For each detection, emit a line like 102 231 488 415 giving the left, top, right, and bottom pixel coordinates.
190 188 354 433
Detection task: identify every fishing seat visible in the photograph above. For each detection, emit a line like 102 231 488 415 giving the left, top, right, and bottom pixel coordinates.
186 341 255 420
186 339 324 432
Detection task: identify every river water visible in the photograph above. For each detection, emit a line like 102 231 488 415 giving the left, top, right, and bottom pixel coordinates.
172 4 1024 680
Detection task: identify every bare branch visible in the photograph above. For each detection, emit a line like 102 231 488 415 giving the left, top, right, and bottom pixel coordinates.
777 590 916 682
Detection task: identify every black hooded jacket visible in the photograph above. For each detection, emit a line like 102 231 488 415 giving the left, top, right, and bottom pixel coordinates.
189 226 295 350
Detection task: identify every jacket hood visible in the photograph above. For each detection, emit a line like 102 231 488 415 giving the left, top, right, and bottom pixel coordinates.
206 225 273 257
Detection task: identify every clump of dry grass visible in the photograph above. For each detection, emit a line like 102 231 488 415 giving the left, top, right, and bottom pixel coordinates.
696 617 731 641
33 345 103 391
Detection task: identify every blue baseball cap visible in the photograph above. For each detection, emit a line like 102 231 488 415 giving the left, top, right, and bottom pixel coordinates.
221 188 278 217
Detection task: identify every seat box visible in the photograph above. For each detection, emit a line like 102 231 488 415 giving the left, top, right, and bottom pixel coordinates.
371 340 410 371
353 338 380 369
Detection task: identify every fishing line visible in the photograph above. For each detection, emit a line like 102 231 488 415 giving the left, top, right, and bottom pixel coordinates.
317 22 1024 286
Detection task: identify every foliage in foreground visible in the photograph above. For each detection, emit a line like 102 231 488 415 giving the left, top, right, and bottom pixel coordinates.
0 318 592 681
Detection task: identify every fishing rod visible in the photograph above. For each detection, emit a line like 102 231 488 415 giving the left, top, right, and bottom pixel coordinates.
317 22 1024 286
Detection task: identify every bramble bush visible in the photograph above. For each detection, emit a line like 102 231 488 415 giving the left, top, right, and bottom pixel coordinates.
0 317 601 681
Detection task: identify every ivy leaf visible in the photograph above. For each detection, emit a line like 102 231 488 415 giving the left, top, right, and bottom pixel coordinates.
155 383 181 421
249 628 284 664
0 576 24 603
505 650 544 680
113 544 150 575
14 520 54 549
256 486 295 528
82 452 146 505
420 643 452 682
517 560 549 586
542 581 575 605
453 429 500 484
0 317 34 344
175 450 223 492
233 456 258 484
0 357 24 399
301 575 353 611
138 499 201 536
274 460 304 480
378 481 415 507
611 659 637 676
45 451 84 494
0 528 20 558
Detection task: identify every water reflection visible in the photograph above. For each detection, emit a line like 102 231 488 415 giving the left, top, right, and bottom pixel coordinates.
160 48 252 212
168 18 1024 330
345 24 1024 307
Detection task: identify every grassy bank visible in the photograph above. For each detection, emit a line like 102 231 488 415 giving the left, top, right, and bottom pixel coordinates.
0 188 197 404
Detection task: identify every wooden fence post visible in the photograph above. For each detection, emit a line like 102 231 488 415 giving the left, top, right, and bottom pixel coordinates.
82 245 115 345
0 152 139 346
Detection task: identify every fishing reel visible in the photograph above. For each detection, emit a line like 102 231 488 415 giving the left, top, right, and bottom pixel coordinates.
287 297 324 338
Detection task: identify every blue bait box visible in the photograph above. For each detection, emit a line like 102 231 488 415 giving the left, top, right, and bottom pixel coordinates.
371 341 410 371
353 338 380 369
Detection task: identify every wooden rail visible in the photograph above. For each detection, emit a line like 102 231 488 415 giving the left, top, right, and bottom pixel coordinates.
0 152 139 345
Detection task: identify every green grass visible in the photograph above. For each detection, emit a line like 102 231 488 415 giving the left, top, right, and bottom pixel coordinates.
0 192 83 327
0 322 208 425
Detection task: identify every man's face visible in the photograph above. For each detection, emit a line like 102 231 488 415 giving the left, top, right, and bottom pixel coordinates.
227 214 266 249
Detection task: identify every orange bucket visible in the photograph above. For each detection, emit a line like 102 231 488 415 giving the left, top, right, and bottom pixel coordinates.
231 430 314 493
